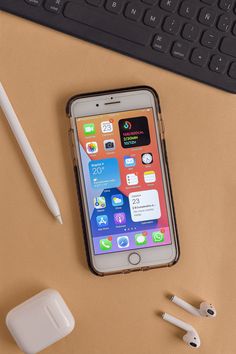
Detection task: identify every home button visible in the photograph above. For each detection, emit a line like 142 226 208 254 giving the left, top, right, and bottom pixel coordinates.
128 252 141 265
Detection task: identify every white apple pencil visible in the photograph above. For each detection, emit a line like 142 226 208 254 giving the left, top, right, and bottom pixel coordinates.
0 82 63 224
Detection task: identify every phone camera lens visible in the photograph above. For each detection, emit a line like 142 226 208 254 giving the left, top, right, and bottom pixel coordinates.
110 97 113 100
96 104 99 107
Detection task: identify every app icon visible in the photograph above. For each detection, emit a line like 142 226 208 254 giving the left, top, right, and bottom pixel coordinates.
99 237 112 251
93 196 106 209
123 120 132 130
144 171 156 183
104 139 115 151
101 121 113 133
152 230 165 243
117 236 129 248
126 173 139 186
124 156 136 167
142 153 153 165
135 233 147 246
111 194 124 207
83 123 95 136
86 142 98 154
96 215 108 227
114 212 126 225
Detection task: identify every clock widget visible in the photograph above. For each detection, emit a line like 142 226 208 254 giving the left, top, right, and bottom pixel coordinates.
141 152 153 165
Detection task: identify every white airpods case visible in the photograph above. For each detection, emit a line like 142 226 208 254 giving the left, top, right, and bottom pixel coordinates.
6 289 75 354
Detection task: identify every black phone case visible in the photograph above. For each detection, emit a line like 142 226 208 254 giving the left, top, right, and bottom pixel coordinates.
66 86 180 276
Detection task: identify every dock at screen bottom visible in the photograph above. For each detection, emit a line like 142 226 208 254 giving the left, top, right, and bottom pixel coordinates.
93 227 171 255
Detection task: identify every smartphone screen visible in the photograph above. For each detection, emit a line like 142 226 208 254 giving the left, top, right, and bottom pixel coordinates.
76 108 172 255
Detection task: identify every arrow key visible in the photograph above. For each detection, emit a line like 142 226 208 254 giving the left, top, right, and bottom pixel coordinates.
209 54 228 73
191 47 209 67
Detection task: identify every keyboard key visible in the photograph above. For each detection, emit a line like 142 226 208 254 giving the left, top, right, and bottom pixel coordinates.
152 34 171 52
163 15 181 34
45 0 63 13
182 23 200 41
125 2 144 21
171 41 190 59
86 0 104 6
201 29 219 48
219 0 234 11
105 0 124 14
160 0 179 13
228 62 236 79
25 0 42 5
64 2 151 45
198 7 217 26
179 1 198 19
191 47 209 66
220 37 236 57
209 54 228 73
217 14 232 32
144 9 162 28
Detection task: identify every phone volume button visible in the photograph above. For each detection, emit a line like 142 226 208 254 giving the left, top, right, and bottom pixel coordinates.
68 128 74 146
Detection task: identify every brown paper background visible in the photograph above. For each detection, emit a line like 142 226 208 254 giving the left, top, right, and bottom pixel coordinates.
0 11 236 354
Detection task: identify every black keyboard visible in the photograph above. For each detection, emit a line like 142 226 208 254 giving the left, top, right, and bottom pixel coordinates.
1 0 236 93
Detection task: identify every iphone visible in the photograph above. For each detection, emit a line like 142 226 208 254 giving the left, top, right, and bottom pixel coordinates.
66 86 179 275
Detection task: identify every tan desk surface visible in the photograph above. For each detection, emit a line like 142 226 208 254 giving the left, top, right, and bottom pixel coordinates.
1 10 236 354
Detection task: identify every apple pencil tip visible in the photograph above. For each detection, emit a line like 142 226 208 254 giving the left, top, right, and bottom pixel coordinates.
56 215 63 225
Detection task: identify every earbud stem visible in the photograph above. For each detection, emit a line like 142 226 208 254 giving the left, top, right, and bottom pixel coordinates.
171 296 201 317
162 313 193 332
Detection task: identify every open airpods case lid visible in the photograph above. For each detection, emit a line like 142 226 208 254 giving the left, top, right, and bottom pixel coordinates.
6 289 75 354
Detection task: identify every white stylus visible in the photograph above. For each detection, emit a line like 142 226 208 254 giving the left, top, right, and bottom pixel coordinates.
0 82 63 224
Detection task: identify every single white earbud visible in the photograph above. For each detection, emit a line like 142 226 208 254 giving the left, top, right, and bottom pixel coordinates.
171 295 217 318
162 312 201 349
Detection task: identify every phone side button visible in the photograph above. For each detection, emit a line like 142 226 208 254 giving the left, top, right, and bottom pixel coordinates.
128 252 141 265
